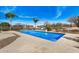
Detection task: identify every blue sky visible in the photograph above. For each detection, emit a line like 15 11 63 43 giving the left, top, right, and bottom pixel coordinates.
0 6 79 25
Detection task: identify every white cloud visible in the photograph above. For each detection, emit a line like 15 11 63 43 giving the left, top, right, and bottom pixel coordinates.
18 15 37 18
55 6 67 19
0 6 37 19
0 6 16 14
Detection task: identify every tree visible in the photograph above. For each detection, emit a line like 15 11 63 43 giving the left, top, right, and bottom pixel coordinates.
0 22 10 31
5 12 16 30
13 23 24 30
33 18 39 29
0 22 2 31
54 23 63 30
44 21 52 31
0 17 2 31
68 16 79 27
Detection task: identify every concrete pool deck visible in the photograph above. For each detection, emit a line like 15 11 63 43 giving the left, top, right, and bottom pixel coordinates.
0 31 79 53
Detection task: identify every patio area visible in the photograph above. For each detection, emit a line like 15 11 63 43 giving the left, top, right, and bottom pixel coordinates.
0 31 79 53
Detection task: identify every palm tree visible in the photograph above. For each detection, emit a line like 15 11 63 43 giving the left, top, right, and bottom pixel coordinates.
5 12 16 30
33 18 39 29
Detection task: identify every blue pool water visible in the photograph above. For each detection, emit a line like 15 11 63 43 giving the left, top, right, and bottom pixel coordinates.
20 30 64 42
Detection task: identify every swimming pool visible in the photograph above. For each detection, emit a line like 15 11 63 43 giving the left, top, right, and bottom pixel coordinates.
20 30 64 42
